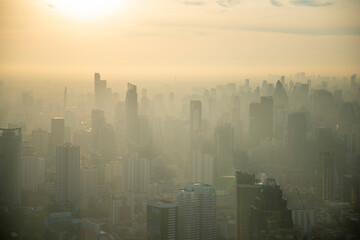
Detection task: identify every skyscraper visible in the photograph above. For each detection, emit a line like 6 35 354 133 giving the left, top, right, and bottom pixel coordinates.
50 117 65 165
125 83 138 147
0 128 22 206
147 200 178 240
56 143 80 203
177 183 216 240
235 171 261 240
321 152 335 201
214 122 234 191
249 178 295 240
94 72 107 108
91 109 105 150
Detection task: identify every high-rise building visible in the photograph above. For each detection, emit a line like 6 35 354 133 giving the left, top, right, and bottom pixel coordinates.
321 152 334 201
56 143 80 203
0 128 22 206
249 97 274 145
235 171 261 240
94 72 108 109
110 193 135 224
125 83 138 147
147 200 178 240
214 122 234 191
50 117 65 165
122 153 149 193
31 128 49 157
249 178 295 240
91 109 105 150
22 142 44 191
177 183 216 240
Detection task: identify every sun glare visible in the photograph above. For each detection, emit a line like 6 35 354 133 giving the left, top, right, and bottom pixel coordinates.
46 0 125 18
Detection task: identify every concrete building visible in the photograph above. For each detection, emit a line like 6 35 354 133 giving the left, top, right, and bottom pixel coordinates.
0 128 22 206
147 199 178 240
56 143 80 203
177 183 216 240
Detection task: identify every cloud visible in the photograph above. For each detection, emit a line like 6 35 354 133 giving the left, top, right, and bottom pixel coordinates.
180 0 208 5
270 0 284 7
217 0 241 7
290 0 333 7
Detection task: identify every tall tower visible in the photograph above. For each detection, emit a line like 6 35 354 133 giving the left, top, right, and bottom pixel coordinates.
321 152 334 201
0 128 22 206
56 143 80 203
147 200 178 240
235 171 260 240
177 183 216 240
91 109 105 149
50 117 65 165
249 178 294 240
214 122 234 191
125 83 138 147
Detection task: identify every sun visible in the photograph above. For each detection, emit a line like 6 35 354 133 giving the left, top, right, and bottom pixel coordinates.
46 0 125 18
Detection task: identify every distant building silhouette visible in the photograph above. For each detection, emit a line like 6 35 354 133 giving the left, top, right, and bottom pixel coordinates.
235 171 260 240
56 143 80 203
0 128 22 206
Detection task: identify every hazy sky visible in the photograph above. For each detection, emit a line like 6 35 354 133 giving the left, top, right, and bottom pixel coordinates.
0 0 359 81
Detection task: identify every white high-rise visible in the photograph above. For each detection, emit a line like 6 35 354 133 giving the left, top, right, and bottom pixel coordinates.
81 166 98 200
177 183 216 240
56 143 80 202
122 153 149 193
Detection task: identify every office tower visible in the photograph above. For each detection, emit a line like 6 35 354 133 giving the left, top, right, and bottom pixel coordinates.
249 97 274 145
249 178 294 240
273 81 289 141
288 112 307 152
147 200 178 240
94 72 108 108
191 150 214 185
214 122 234 191
0 128 22 206
31 128 49 157
125 83 138 147
110 193 135 224
91 109 105 149
177 183 216 240
50 117 65 165
122 153 149 193
56 143 80 203
235 171 261 240
321 152 334 201
260 96 273 139
22 142 44 191
81 166 98 200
